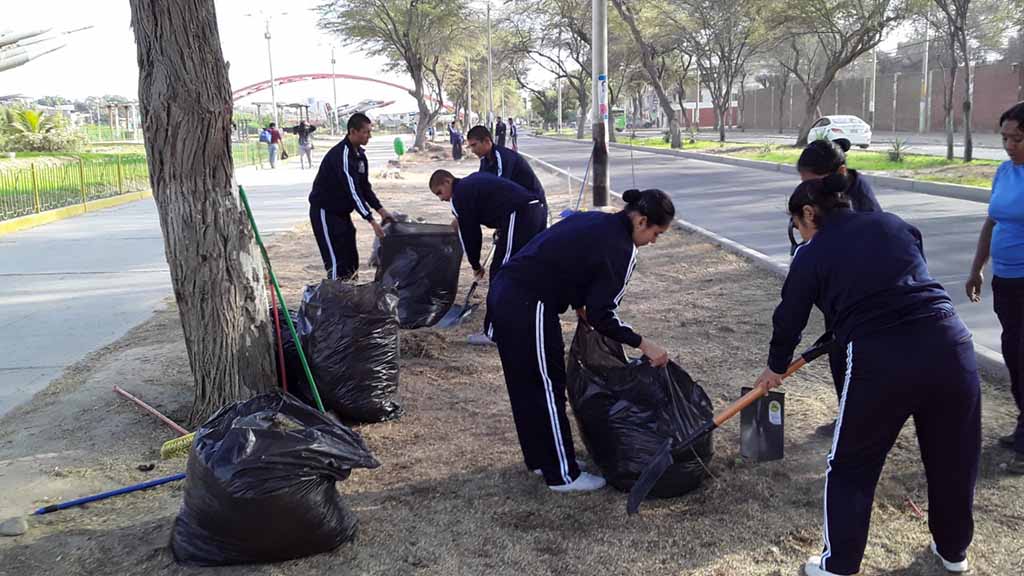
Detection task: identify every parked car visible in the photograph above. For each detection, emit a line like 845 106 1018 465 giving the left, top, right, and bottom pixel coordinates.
806 115 872 151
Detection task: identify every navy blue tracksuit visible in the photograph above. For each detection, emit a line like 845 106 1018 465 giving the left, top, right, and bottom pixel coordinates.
825 170 882 397
308 137 382 279
479 145 546 203
770 209 980 575
488 211 641 486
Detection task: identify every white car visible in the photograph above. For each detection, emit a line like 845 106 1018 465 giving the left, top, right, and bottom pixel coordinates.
806 115 872 151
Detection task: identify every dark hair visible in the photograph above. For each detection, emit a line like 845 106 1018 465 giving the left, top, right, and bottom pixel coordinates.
1000 101 1024 127
466 125 492 142
788 173 851 226
797 139 846 175
622 188 675 227
347 112 371 132
268 122 276 128
429 169 455 189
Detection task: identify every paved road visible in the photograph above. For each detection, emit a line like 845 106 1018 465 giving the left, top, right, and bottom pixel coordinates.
0 136 405 417
611 127 1008 161
520 134 1003 363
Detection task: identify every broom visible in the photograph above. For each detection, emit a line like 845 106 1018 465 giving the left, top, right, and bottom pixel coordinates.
160 186 326 459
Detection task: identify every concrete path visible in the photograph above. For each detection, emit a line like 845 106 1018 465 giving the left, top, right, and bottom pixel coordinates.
0 136 406 417
520 134 1004 368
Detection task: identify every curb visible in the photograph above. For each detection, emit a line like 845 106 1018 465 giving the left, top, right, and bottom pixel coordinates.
523 149 1010 382
532 134 992 204
0 190 154 237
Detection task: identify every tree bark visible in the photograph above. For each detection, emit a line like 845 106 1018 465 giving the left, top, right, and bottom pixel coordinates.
962 61 974 162
129 0 274 425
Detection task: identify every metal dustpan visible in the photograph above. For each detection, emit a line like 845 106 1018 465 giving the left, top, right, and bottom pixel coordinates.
436 280 480 328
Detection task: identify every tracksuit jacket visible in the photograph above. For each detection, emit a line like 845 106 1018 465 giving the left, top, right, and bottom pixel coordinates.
479 145 546 202
308 137 381 220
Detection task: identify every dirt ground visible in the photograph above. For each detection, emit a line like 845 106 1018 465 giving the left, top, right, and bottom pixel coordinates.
1 146 1022 576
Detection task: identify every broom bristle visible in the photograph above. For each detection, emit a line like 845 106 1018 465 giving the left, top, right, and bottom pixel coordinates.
160 432 195 459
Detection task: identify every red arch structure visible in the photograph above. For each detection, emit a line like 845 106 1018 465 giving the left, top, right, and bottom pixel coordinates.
232 73 449 108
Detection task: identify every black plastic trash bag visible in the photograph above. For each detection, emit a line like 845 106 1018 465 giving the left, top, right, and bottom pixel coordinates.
171 392 380 566
567 323 714 498
368 211 411 268
374 221 463 329
299 279 402 422
271 307 305 393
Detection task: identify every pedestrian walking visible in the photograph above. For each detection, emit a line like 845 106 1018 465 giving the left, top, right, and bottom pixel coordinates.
429 169 547 343
759 174 980 576
265 123 284 169
966 101 1024 475
793 139 883 438
308 113 392 280
509 117 519 151
285 120 317 169
495 116 507 148
450 121 464 161
486 188 674 492
467 125 545 202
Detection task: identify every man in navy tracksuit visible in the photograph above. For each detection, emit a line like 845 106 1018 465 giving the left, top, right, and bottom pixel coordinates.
487 189 674 492
759 176 980 575
429 170 547 338
466 125 546 203
308 113 391 280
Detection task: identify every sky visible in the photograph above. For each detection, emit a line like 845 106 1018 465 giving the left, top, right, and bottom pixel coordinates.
0 0 420 113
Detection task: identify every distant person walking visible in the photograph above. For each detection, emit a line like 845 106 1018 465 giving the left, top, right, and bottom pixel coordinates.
285 120 317 169
450 122 464 161
966 101 1024 476
264 123 284 169
495 117 508 148
509 117 519 151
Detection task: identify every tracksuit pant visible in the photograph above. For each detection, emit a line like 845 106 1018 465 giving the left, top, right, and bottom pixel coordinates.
992 275 1024 454
487 278 581 486
483 201 548 337
310 205 359 281
817 312 980 575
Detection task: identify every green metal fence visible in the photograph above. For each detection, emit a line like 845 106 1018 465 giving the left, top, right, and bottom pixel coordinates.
0 138 297 222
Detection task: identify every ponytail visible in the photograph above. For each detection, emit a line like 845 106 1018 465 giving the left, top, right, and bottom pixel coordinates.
788 172 851 226
622 188 675 227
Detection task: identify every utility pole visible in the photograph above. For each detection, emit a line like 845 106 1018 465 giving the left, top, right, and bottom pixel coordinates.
919 20 930 133
487 2 494 131
693 66 700 129
869 47 877 128
331 47 338 134
892 72 901 133
557 31 563 133
264 18 278 126
467 57 472 126
592 0 609 207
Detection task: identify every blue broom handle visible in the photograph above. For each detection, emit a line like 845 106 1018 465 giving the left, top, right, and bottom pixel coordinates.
33 473 186 515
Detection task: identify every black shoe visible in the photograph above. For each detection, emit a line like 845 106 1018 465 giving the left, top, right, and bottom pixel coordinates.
998 433 1017 449
815 420 837 438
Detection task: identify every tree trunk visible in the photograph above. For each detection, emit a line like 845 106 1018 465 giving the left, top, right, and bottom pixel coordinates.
576 86 589 140
610 0 681 148
777 81 788 135
717 105 727 142
943 65 958 161
129 0 274 425
797 97 819 146
962 62 973 162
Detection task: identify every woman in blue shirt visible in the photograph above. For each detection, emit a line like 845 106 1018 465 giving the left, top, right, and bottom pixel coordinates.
760 174 980 575
966 101 1024 475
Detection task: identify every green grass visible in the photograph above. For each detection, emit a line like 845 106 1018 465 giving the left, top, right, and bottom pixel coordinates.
732 147 999 173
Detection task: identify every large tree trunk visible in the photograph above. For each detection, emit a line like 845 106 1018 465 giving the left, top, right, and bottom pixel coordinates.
943 64 958 160
796 84 829 146
777 80 788 135
130 0 274 425
576 85 589 140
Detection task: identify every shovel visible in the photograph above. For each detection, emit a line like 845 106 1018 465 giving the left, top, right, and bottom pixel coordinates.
436 242 496 329
625 332 835 515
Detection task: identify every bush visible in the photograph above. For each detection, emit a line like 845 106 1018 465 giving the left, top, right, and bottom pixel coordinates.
888 137 911 163
5 130 86 152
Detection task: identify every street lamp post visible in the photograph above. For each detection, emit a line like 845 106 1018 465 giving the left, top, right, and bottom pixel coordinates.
264 18 278 126
331 47 339 134
487 2 494 130
592 0 609 207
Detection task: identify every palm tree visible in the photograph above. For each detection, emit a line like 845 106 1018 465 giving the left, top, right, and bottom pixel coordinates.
4 109 59 134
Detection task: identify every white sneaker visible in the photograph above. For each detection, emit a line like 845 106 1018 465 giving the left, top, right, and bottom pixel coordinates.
931 542 969 573
548 471 606 493
803 556 841 576
466 333 495 346
533 459 586 476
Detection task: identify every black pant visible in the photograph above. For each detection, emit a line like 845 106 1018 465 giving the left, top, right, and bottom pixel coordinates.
817 313 980 575
310 206 358 280
486 278 581 486
484 202 548 337
992 275 1024 454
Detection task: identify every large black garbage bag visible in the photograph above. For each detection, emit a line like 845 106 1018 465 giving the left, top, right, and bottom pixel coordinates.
299 279 402 422
374 221 463 329
567 323 714 498
171 393 380 566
